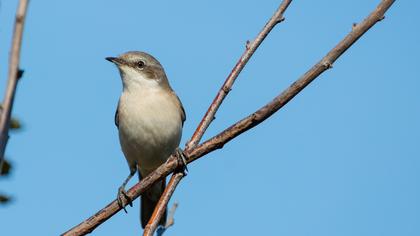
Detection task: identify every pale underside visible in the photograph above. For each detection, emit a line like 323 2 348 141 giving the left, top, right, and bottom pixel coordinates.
117 84 183 176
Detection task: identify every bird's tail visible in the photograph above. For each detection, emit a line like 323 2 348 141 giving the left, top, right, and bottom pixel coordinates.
140 175 167 228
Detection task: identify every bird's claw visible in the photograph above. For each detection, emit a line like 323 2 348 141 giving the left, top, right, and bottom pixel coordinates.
117 186 133 213
175 148 188 175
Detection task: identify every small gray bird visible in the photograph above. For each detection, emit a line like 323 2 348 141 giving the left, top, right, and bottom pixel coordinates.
106 51 185 228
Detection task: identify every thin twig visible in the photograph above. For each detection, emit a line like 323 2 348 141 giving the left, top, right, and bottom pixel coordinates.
164 202 178 229
156 202 179 236
62 1 395 235
185 0 293 151
0 0 29 169
143 172 184 236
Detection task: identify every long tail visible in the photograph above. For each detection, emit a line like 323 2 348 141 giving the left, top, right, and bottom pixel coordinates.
140 174 167 228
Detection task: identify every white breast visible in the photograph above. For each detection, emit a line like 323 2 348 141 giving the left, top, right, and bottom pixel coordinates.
118 87 182 175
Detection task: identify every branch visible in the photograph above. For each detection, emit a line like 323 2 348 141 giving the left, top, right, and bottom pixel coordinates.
156 201 178 236
143 1 293 235
189 0 396 163
143 172 184 236
185 0 293 151
163 202 178 230
62 156 178 236
62 0 395 235
0 0 29 169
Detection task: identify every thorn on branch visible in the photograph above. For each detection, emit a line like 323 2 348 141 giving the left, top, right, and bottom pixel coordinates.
215 141 225 150
222 86 232 93
246 40 251 50
251 113 258 122
378 15 385 21
276 16 285 24
17 69 24 80
322 61 333 69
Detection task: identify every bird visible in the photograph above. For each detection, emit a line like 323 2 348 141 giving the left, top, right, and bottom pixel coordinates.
106 51 186 228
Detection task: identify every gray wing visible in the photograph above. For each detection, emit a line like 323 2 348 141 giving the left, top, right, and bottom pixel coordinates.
114 104 119 128
175 93 186 126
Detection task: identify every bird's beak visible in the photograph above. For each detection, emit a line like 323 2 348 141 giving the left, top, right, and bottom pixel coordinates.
105 57 124 65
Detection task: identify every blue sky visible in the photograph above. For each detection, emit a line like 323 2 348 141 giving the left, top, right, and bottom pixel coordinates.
0 1 419 235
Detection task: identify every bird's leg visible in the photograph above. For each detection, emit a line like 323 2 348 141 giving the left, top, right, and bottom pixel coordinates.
175 148 188 175
117 166 136 213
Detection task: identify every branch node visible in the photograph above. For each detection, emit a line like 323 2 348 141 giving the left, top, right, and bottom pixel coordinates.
352 23 358 30
322 60 333 69
222 86 232 94
15 15 24 23
378 15 385 21
17 69 24 80
245 40 251 50
276 16 285 23
0 0 29 170
251 113 258 122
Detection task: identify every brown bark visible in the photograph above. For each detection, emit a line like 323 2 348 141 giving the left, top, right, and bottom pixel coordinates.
142 1 294 235
143 172 184 236
0 0 29 169
185 0 293 151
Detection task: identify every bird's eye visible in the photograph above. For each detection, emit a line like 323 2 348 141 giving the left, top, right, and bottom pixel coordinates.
137 60 145 68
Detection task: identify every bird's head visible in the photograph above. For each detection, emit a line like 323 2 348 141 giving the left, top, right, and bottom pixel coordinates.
106 51 170 91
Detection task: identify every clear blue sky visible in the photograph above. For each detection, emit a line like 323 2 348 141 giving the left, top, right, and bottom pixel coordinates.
1 1 419 235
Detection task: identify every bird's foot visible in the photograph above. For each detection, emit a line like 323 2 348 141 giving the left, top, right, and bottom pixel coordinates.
175 148 188 176
117 185 133 213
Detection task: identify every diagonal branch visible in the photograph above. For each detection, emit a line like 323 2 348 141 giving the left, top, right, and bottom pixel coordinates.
143 172 184 236
189 0 396 162
144 1 293 234
62 0 395 235
185 0 293 151
0 0 30 169
158 201 179 235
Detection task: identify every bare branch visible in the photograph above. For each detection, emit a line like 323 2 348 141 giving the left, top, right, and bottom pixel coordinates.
144 1 293 235
0 0 29 169
185 0 293 151
155 202 179 236
189 0 396 162
164 202 178 229
62 157 179 236
143 172 184 236
62 0 395 235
